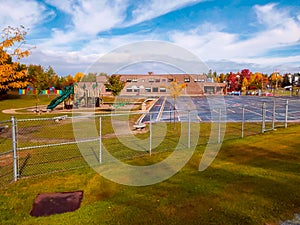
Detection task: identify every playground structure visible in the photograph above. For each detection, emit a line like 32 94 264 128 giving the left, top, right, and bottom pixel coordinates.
46 83 104 111
47 85 74 110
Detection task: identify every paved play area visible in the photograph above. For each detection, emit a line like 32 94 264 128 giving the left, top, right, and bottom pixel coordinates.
143 96 300 123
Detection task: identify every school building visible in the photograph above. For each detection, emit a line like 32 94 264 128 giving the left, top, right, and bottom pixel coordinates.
90 72 226 97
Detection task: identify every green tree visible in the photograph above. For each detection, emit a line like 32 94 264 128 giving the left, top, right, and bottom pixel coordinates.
45 66 56 84
0 26 30 96
281 74 291 87
104 74 125 96
27 64 49 100
81 72 97 82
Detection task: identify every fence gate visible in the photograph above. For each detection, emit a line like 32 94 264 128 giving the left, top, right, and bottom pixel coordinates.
262 98 289 133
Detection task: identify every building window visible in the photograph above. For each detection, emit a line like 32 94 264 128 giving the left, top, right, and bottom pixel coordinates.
141 79 145 82
184 78 190 83
204 86 214 94
162 79 166 82
168 78 173 82
155 78 160 83
132 78 138 82
160 87 166 92
126 79 132 82
152 87 158 92
134 89 139 92
149 78 154 83
126 88 132 92
145 87 151 92
194 79 205 82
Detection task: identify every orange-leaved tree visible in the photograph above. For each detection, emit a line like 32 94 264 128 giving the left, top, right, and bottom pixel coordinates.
0 26 30 96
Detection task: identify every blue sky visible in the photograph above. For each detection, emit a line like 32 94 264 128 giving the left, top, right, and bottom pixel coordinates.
1 0 300 75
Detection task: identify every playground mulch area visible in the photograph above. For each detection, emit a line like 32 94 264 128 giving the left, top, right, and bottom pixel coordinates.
30 191 83 217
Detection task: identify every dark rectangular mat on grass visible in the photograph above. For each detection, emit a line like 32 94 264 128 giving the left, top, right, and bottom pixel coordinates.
30 191 83 217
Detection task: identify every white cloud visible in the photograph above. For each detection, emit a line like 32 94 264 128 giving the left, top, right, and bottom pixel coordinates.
10 1 300 75
45 0 128 35
254 3 289 28
35 0 130 53
130 0 204 25
0 0 54 29
170 3 300 68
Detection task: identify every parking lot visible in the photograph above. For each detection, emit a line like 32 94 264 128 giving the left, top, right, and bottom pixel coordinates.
145 96 300 123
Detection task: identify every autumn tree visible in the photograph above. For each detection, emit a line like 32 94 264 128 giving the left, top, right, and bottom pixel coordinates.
269 72 282 94
74 72 84 82
0 26 30 96
217 73 225 83
104 74 125 96
62 74 76 88
49 74 65 90
226 72 238 92
250 72 264 90
241 77 249 93
168 78 187 128
240 69 251 82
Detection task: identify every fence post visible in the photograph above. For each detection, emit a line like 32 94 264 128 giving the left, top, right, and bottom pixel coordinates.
262 102 266 133
272 98 276 130
11 116 18 182
99 116 102 164
218 108 221 144
285 99 289 128
149 113 152 156
188 110 191 148
241 107 245 138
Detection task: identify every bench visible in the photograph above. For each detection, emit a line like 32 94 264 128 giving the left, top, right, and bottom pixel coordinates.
133 123 146 130
53 115 68 123
0 125 9 133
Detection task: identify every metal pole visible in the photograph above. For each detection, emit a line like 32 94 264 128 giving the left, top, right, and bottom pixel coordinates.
169 107 171 124
242 107 245 138
11 116 18 182
218 108 221 144
285 99 288 128
188 110 191 148
149 113 152 156
262 102 266 133
272 98 276 130
99 116 102 163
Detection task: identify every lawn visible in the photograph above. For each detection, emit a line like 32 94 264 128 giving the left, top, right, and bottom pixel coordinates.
0 91 68 121
0 125 299 225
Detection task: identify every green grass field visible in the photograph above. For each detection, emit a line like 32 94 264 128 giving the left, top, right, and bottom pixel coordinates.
1 93 300 224
0 125 299 224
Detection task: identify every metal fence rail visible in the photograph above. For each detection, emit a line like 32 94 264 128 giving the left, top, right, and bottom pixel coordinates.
0 98 299 188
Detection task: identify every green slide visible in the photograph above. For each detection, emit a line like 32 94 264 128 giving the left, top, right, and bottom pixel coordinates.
47 85 74 110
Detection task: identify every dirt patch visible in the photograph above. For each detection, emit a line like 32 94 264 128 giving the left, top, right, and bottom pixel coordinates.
0 153 13 167
30 191 83 217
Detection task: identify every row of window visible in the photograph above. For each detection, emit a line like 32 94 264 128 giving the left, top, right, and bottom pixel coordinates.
125 78 206 83
126 78 171 83
126 87 167 93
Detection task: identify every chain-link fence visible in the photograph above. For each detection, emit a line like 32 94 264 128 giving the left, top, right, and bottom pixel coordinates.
0 97 299 188
0 120 13 188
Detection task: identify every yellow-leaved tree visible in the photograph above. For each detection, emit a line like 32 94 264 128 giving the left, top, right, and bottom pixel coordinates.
168 78 187 128
0 26 30 96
